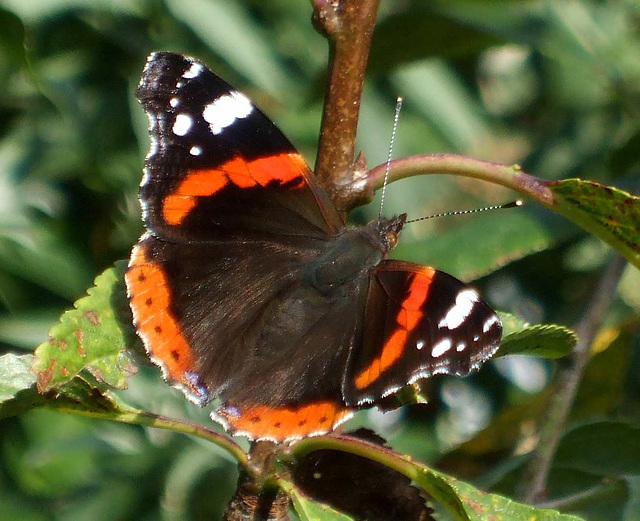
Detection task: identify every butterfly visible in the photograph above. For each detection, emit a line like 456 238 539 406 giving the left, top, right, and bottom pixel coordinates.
125 52 502 442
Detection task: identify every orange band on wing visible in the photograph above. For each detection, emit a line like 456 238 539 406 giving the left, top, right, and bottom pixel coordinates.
215 400 352 441
125 244 197 391
354 267 435 389
162 152 308 225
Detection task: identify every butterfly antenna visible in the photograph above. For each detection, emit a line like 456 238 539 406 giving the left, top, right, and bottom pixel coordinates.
406 200 523 224
378 97 403 224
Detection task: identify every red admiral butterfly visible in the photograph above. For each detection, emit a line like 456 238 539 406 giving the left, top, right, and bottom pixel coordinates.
125 52 502 442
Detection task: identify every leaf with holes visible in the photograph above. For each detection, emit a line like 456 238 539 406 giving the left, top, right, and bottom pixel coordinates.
550 179 640 269
426 467 586 521
32 262 138 392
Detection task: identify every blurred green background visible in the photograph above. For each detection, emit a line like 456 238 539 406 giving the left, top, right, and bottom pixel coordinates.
0 1 639 520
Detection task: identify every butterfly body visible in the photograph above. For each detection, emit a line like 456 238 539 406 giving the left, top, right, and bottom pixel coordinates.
126 52 502 441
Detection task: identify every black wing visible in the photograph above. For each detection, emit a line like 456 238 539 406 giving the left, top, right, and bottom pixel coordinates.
343 260 502 405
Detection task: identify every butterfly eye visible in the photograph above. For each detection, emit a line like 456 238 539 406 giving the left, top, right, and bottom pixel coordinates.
385 231 399 249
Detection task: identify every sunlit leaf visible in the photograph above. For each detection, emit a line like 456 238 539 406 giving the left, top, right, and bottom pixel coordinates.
550 179 640 269
0 353 35 402
497 322 577 359
32 262 137 392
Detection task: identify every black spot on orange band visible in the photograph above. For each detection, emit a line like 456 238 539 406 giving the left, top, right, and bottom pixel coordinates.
215 400 352 441
126 243 201 398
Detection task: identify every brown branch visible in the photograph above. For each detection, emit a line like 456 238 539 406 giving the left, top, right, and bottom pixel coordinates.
517 254 627 503
312 0 381 211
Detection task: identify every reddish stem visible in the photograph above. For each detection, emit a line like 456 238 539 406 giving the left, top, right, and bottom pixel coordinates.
365 154 554 207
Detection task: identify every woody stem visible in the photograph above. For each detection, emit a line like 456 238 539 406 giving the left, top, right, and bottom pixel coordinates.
312 0 381 210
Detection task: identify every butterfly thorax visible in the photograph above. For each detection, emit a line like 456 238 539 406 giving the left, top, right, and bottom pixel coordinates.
307 214 407 295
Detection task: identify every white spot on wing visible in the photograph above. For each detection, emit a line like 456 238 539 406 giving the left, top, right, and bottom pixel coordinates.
483 315 500 333
438 289 479 330
456 341 467 352
169 97 179 108
431 338 452 358
173 113 193 136
416 340 425 350
203 91 253 135
182 62 204 79
189 146 202 156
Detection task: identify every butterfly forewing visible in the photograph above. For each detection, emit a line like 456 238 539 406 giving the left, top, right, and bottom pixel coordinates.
135 51 341 242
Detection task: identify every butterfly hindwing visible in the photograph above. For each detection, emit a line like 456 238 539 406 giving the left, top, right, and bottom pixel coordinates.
344 260 502 405
126 231 366 440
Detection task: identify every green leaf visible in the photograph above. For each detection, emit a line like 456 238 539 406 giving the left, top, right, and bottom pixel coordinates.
165 0 294 99
428 468 586 521
291 436 585 521
288 484 355 521
497 320 577 359
550 179 640 269
498 312 529 337
573 330 631 418
0 7 26 68
32 261 137 392
0 362 137 421
393 209 554 280
555 422 640 477
392 62 491 154
0 353 35 402
0 0 144 22
369 11 503 74
43 376 142 418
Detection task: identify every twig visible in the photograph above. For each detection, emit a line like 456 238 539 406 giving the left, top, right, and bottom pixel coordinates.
518 254 627 503
366 153 553 206
54 405 249 469
312 0 381 211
